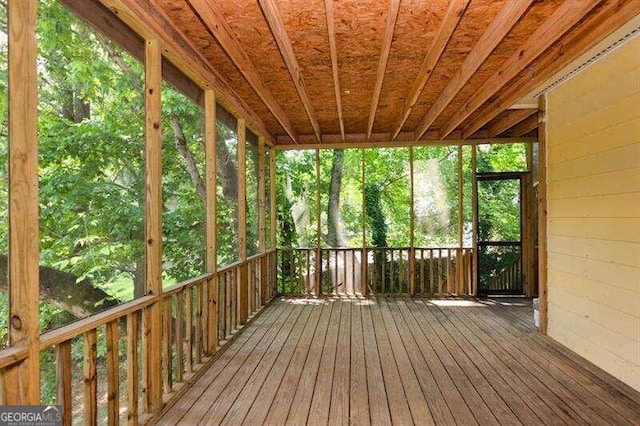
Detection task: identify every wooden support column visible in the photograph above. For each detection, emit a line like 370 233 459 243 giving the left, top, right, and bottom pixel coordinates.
270 149 277 247
6 0 40 405
237 119 248 324
457 143 464 295
315 149 322 296
143 39 163 414
408 147 416 296
538 95 548 334
471 145 478 296
204 89 218 352
258 137 267 304
361 149 367 296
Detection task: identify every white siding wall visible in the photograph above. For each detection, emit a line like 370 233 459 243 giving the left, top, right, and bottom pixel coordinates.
546 34 640 391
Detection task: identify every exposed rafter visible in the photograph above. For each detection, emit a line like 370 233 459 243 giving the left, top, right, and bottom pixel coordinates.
390 0 469 140
488 109 537 137
414 0 534 140
101 0 276 143
439 0 602 139
366 0 401 141
187 0 298 142
462 0 640 139
510 114 539 137
324 0 345 141
258 0 321 142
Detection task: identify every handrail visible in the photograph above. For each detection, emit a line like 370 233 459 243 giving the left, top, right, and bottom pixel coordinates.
40 295 156 350
163 272 214 297
0 345 30 370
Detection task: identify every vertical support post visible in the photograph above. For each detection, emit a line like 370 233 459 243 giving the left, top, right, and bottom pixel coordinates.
204 90 218 353
538 95 548 334
6 0 40 405
315 149 322 296
258 137 267 304
471 144 478 296
143 38 163 413
237 119 248 324
361 148 367 296
270 147 277 297
408 147 415 296
457 143 464 295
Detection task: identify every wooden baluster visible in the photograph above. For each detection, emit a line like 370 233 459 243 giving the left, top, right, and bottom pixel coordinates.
185 286 193 372
163 298 172 393
390 249 395 294
351 250 356 295
429 249 434 295
334 250 338 295
84 330 98 426
306 250 311 295
381 249 386 294
106 320 120 426
195 285 202 364
420 249 425 294
447 249 452 294
56 341 72 426
126 313 138 425
176 290 184 382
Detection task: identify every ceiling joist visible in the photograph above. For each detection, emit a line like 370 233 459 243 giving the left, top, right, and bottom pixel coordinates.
258 0 321 142
187 0 298 142
414 0 534 140
510 114 539 137
324 0 345 142
488 109 537 138
100 0 275 143
439 0 602 139
391 0 469 140
462 0 640 139
367 0 401 141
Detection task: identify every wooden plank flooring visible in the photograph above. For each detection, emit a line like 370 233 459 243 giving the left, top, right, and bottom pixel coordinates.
155 297 640 425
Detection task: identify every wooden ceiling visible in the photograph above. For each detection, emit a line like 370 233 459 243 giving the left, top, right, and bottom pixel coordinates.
142 0 638 145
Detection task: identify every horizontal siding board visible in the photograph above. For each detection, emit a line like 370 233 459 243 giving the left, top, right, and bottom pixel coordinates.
548 117 640 165
547 310 640 391
548 269 640 319
547 34 640 391
548 234 640 267
547 252 639 292
548 167 640 199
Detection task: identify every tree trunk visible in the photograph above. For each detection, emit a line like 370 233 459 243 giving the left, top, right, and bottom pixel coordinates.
0 255 119 319
327 149 346 247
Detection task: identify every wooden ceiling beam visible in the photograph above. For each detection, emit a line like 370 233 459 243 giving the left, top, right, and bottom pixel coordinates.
367 0 401 141
414 0 534 140
488 109 537 137
99 0 276 143
510 114 539 137
324 0 345 141
390 0 469 140
462 0 640 139
275 135 536 150
258 0 321 142
187 0 298 143
439 0 601 139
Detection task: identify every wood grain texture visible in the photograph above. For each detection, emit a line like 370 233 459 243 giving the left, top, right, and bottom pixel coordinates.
144 38 164 413
324 0 345 140
6 0 40 405
155 298 640 424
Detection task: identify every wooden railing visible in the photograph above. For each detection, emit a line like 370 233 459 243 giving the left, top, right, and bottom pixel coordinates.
277 247 473 297
0 249 277 424
489 256 522 291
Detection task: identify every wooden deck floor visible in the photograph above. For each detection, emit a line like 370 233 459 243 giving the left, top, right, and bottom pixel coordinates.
155 297 640 425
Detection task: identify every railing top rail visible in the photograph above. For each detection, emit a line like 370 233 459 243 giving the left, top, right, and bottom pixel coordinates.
40 294 156 350
163 272 214 297
277 246 474 251
0 345 30 370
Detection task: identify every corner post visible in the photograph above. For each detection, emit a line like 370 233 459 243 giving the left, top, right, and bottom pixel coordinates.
258 137 267 304
270 147 277 297
457 143 464 295
538 94 548 334
205 90 218 352
143 38 163 413
408 147 416 296
471 144 478 296
6 0 40 405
